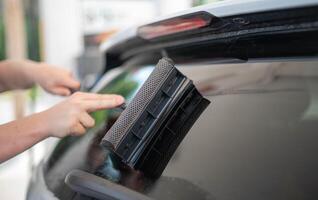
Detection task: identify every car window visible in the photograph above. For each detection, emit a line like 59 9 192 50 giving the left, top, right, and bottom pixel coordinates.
156 61 318 200
44 58 318 200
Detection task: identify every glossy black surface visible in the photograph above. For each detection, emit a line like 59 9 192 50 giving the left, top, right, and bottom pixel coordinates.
44 59 318 200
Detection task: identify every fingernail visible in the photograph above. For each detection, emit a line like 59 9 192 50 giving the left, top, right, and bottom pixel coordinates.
116 95 125 104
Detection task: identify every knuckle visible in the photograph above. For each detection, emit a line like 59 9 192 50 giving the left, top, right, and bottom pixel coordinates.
88 119 95 127
70 100 83 111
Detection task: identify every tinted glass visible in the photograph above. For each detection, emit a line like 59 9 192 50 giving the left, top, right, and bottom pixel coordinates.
45 59 318 200
159 61 318 200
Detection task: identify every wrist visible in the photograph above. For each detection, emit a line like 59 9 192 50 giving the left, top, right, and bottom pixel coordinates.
0 59 39 90
32 111 52 139
21 60 41 84
8 59 39 87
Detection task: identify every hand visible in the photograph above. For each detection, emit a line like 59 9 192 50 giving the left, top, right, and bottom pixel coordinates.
27 61 80 96
40 92 124 137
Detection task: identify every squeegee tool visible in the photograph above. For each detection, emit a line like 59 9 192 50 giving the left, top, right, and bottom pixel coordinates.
101 58 210 178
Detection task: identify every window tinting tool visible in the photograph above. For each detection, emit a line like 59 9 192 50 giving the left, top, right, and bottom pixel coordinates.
101 58 210 178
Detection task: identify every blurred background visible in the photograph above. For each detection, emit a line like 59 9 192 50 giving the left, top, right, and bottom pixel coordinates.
0 0 221 199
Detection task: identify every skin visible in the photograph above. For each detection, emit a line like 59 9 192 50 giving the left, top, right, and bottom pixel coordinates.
0 60 124 163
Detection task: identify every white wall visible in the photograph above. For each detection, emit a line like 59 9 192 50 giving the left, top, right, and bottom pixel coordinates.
40 0 83 71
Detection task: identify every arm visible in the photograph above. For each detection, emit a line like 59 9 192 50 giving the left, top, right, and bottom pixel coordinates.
0 92 124 163
0 59 80 95
0 60 35 92
0 112 49 162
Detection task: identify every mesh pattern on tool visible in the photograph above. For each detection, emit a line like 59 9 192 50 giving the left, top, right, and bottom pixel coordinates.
102 58 174 148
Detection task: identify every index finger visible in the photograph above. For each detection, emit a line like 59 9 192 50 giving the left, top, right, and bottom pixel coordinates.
82 94 125 112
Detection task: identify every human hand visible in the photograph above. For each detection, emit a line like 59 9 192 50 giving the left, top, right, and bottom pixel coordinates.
27 61 80 96
40 92 124 138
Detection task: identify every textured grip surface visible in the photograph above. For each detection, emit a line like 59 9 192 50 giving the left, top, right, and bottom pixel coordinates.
102 58 174 148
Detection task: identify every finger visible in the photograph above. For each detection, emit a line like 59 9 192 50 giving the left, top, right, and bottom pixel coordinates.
79 112 95 128
74 92 108 100
71 123 86 136
59 76 81 90
50 86 71 96
80 93 124 102
82 95 125 112
55 71 81 89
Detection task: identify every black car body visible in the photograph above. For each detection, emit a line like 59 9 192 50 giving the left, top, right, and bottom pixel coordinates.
28 0 318 199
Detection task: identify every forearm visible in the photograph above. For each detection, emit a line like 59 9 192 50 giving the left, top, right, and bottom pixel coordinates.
0 92 124 163
0 59 37 92
0 112 49 163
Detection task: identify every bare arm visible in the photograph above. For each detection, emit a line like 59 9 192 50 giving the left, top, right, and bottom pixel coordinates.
0 60 35 92
0 112 49 162
0 92 124 163
0 59 80 95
